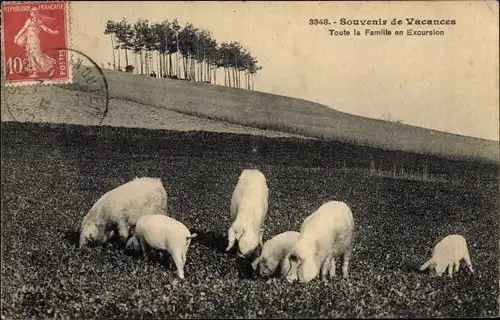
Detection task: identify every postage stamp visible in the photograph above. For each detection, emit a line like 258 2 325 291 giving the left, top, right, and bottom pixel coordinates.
1 1 71 86
2 47 110 130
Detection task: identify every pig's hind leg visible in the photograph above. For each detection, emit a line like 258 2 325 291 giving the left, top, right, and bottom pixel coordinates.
342 245 353 279
171 246 186 279
139 237 151 260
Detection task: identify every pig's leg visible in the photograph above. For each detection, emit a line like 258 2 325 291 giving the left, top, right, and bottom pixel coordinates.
342 245 352 279
329 257 336 279
435 264 445 277
447 263 454 278
226 226 236 252
139 238 150 260
321 253 333 281
171 247 186 279
464 250 474 274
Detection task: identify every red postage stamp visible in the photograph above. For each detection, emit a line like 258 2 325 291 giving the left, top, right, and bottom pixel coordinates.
1 1 70 86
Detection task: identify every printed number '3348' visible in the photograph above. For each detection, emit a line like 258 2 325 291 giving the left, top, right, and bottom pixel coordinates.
309 19 329 25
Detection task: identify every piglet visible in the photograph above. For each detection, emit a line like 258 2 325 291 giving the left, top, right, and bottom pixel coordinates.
420 234 473 277
252 231 300 279
127 214 197 279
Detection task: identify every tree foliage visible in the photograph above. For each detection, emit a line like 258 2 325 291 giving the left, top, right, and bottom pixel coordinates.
104 18 262 90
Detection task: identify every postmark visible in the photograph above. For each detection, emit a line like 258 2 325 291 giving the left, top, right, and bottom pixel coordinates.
1 1 71 86
2 47 110 130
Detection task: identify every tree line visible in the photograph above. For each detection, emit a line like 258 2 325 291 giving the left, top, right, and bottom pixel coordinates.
104 18 262 90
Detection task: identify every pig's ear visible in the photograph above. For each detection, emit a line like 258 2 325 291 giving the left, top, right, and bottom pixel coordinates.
251 257 260 271
258 229 264 247
419 258 434 271
79 233 87 248
282 253 295 279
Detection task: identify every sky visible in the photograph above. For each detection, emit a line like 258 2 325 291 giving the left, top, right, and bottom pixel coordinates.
69 1 499 141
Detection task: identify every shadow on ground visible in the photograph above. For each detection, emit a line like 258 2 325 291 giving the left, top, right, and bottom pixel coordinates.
63 230 80 247
236 257 258 280
191 229 229 254
63 228 129 250
191 228 259 279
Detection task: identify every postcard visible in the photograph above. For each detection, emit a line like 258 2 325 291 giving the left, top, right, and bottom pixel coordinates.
1 1 498 318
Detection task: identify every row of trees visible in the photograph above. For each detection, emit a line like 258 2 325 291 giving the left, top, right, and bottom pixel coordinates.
104 18 262 90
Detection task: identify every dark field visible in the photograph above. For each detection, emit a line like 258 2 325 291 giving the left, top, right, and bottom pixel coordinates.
1 122 499 319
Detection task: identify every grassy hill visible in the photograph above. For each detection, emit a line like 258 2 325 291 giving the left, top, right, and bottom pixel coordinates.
2 65 497 163
61 67 498 163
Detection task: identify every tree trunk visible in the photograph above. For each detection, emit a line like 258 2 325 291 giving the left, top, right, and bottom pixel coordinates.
117 49 121 70
158 52 161 78
167 54 170 77
177 52 181 77
234 58 238 88
134 53 137 74
176 32 181 77
232 68 236 88
191 58 195 81
206 60 209 82
199 60 201 82
190 58 193 81
147 53 150 75
140 51 143 75
125 47 129 67
183 55 188 79
167 33 170 77
169 54 173 77
110 35 116 70
192 59 195 81
161 53 165 77
142 51 145 75
166 53 169 77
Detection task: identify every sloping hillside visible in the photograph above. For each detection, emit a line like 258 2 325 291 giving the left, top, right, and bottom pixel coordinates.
0 82 307 139
63 68 498 163
2 66 497 163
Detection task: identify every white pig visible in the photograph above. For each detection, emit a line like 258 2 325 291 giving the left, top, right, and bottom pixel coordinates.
126 214 197 279
420 234 474 277
79 177 168 248
283 201 355 283
251 231 300 278
226 169 268 258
